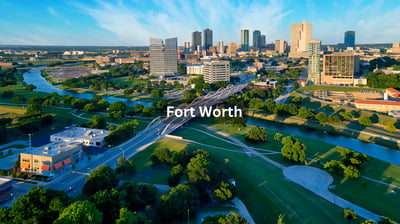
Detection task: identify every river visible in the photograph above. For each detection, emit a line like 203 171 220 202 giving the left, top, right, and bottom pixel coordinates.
22 69 152 107
248 117 400 166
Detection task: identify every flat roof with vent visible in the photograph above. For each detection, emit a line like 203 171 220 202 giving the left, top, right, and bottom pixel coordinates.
28 141 82 156
51 127 110 142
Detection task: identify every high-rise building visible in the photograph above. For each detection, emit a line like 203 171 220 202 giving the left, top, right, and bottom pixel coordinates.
241 29 249 51
203 28 213 50
227 42 238 54
217 41 224 53
150 37 177 77
258 35 266 49
344 31 355 48
253 30 261 49
183 41 191 54
307 40 322 84
321 53 360 85
289 20 312 58
203 61 230 83
192 31 202 52
275 40 287 53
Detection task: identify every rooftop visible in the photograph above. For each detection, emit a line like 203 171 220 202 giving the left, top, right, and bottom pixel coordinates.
27 141 82 157
355 99 400 106
51 127 110 142
0 177 12 186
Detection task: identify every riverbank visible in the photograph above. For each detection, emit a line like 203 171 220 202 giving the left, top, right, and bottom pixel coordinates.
247 111 400 150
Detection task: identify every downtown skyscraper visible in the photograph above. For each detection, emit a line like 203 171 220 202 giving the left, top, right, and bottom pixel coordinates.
241 29 249 51
307 40 321 84
150 37 177 77
253 30 261 49
203 28 213 50
344 31 355 48
289 20 312 58
191 31 202 52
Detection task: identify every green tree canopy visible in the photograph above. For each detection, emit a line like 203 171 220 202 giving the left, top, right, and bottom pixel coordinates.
54 200 102 224
280 136 307 163
88 114 107 129
245 126 267 143
82 165 119 195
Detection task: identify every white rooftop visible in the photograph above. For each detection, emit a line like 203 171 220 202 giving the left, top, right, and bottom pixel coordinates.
51 127 110 142
27 141 82 157
0 177 12 186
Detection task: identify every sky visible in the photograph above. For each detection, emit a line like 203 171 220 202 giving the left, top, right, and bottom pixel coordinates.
0 0 399 46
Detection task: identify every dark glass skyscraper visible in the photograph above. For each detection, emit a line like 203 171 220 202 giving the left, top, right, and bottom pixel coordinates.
344 31 355 48
241 29 249 51
191 31 202 52
150 37 177 77
253 30 261 49
203 28 213 50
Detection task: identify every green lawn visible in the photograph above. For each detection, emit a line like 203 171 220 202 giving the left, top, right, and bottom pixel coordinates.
129 137 345 224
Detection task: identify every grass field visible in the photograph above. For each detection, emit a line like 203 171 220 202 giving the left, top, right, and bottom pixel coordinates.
0 105 26 116
130 132 347 224
177 119 400 222
298 85 385 93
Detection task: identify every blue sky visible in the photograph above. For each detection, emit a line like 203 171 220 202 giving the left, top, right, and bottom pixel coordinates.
0 0 399 46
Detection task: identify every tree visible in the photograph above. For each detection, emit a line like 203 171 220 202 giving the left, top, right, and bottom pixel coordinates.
359 116 372 127
54 200 102 224
108 110 124 119
71 98 90 110
184 89 197 103
90 188 125 224
186 153 212 185
27 96 43 105
315 112 328 123
245 126 267 143
150 89 164 98
385 121 397 132
361 220 377 224
213 181 236 202
109 101 127 111
115 208 151 224
168 164 184 187
25 84 37 91
83 103 97 112
377 216 396 224
82 165 119 195
274 133 283 141
280 136 307 163
118 182 157 212
324 160 344 175
134 104 144 113
202 212 249 224
158 184 200 222
343 165 361 179
116 156 136 178
8 186 69 224
88 114 106 129
25 104 43 116
343 208 357 223
277 214 286 224
156 100 167 111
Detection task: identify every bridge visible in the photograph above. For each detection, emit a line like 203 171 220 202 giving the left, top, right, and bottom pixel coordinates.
43 83 247 195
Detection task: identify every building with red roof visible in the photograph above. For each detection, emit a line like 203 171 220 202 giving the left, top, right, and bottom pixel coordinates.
355 99 400 113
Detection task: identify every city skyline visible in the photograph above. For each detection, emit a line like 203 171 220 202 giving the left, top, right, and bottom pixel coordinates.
0 0 399 46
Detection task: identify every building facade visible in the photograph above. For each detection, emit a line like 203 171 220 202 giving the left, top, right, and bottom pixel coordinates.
150 37 178 77
0 178 13 204
191 31 202 52
203 61 230 83
186 64 204 75
20 141 83 176
217 41 224 54
275 40 287 54
227 42 238 54
253 30 261 49
308 40 322 84
289 20 312 58
344 31 355 48
203 28 213 50
355 100 400 113
321 53 360 85
241 29 249 52
183 41 191 54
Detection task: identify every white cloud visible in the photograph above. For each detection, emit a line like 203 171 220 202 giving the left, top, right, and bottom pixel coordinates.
70 0 291 45
48 7 58 17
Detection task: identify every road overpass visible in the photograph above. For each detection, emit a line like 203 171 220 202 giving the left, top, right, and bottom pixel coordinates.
43 83 247 195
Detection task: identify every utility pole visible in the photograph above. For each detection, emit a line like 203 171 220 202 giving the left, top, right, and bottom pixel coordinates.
187 208 190 224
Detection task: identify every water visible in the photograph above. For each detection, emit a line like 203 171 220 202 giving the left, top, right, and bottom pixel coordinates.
247 117 400 166
23 69 152 107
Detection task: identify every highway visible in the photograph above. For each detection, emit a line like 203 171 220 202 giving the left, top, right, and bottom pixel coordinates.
43 83 247 196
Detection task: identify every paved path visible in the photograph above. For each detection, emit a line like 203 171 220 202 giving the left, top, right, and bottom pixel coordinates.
0 140 28 150
283 165 381 221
